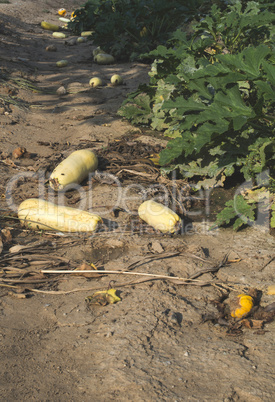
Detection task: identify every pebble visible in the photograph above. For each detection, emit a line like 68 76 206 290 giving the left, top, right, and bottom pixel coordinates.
45 45 57 52
56 86 67 96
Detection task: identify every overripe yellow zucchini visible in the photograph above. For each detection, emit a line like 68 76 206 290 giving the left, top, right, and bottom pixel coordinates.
138 200 180 233
41 21 60 32
49 149 98 190
94 53 115 64
58 8 67 17
231 294 254 318
81 31 94 37
18 199 102 232
59 17 70 23
52 32 67 39
56 60 68 67
77 37 87 43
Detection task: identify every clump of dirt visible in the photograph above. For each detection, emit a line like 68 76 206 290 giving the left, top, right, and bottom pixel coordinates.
0 2 274 401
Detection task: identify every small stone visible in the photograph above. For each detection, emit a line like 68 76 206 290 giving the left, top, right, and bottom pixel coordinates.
46 45 57 52
150 240 164 254
56 86 67 96
65 37 77 46
170 312 181 326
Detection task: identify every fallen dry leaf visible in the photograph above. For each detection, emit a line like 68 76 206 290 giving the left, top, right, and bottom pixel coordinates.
241 319 264 329
73 262 103 278
12 147 26 159
1 228 12 243
9 244 29 253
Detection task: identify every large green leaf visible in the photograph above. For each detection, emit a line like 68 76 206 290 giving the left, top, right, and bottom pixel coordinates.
217 45 271 78
159 135 194 165
163 97 207 113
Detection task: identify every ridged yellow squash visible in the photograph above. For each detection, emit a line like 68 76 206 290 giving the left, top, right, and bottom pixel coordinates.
138 200 180 233
49 149 98 191
18 198 102 232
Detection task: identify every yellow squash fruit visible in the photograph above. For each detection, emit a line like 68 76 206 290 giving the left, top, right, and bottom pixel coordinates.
18 199 102 232
231 294 254 318
77 37 87 43
138 200 181 234
81 31 94 37
110 74 123 86
93 47 103 57
86 289 121 306
56 60 68 67
59 17 70 23
52 32 67 39
58 8 67 17
49 149 98 191
89 77 103 87
41 21 60 32
94 53 115 65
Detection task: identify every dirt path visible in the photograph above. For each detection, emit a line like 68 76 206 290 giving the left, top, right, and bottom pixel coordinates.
1 1 275 401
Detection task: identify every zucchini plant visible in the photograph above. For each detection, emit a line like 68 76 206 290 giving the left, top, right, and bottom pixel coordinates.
118 1 275 229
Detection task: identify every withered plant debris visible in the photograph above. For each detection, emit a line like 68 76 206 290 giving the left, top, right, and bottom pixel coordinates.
97 138 162 183
205 288 275 334
0 240 76 293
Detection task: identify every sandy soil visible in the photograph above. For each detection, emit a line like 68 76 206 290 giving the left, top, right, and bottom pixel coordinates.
0 1 275 401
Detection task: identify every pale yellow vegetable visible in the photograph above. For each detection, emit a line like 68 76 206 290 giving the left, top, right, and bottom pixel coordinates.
18 199 102 232
41 21 60 31
111 74 123 85
138 200 181 233
77 37 87 43
49 149 98 191
52 32 67 39
94 53 115 65
93 47 103 57
89 77 103 87
59 17 70 23
56 60 68 67
81 31 94 37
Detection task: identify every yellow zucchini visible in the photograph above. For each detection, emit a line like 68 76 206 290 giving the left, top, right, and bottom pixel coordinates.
77 37 87 43
52 32 67 39
231 294 254 318
59 17 70 23
81 31 94 37
41 21 60 32
94 53 115 65
138 200 180 233
56 60 68 67
49 149 98 191
18 198 102 232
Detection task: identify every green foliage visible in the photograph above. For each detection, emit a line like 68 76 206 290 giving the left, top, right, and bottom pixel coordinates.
191 1 274 54
118 1 275 229
271 203 275 228
120 42 274 183
68 0 203 60
211 194 256 230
